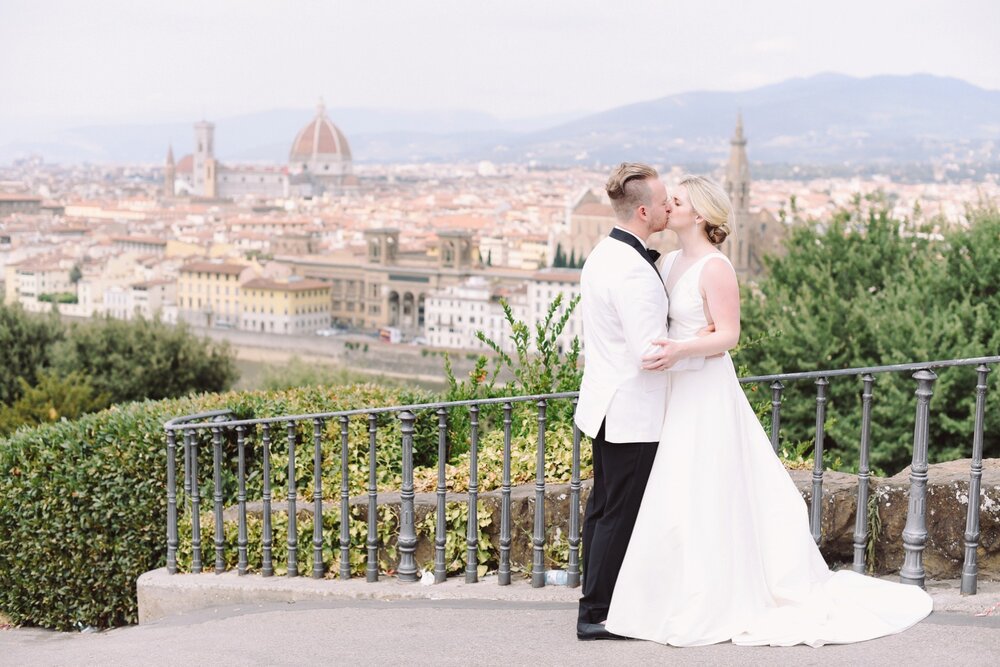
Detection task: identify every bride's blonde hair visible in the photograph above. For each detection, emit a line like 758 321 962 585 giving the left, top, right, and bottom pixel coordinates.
678 175 735 246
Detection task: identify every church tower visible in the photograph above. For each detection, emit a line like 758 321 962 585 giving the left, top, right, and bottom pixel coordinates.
193 121 216 197
724 113 752 274
725 112 751 214
164 144 175 198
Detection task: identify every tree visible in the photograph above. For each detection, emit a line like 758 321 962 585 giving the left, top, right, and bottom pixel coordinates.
0 304 64 405
568 248 577 269
50 315 238 405
739 206 1000 474
0 371 108 436
553 243 566 268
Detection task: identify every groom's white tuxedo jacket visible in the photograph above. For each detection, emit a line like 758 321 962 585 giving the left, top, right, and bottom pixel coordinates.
574 230 701 443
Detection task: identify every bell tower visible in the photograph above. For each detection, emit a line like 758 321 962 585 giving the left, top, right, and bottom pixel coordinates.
193 121 216 197
164 144 175 198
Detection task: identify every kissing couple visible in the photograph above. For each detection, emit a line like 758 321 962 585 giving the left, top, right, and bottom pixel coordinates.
573 163 932 647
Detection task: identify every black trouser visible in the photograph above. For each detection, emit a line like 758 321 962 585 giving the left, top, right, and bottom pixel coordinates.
578 420 658 625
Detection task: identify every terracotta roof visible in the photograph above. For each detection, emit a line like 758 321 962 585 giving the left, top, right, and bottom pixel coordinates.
113 235 167 245
289 104 351 161
179 261 248 276
0 193 42 202
242 278 330 292
176 155 194 174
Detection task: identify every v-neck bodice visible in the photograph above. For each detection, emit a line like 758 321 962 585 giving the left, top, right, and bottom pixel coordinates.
661 251 732 340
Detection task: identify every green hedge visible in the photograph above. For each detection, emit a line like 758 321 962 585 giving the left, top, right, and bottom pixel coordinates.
0 383 434 630
0 382 589 630
0 394 229 630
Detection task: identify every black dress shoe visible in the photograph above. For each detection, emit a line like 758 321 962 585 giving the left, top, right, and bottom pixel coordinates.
576 622 629 641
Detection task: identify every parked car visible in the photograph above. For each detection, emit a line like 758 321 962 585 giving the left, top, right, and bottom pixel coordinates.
315 328 340 337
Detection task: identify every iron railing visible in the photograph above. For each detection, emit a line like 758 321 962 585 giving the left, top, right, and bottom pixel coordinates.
164 355 999 594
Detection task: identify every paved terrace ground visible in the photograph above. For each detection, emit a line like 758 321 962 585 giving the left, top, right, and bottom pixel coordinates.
3 574 999 666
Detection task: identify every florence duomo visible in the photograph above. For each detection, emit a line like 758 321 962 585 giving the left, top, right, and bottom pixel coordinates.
164 100 356 200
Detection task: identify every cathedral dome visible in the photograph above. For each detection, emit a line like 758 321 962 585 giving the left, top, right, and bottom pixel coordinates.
289 101 351 163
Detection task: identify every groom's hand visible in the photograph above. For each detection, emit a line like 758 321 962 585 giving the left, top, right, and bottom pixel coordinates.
697 323 716 337
641 339 684 371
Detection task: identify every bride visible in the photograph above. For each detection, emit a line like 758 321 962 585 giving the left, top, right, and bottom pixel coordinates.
602 175 933 647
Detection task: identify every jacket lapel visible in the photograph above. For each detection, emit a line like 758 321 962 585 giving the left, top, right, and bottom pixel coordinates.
609 228 663 285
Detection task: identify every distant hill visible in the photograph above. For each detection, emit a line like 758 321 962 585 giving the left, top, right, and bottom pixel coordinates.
3 73 998 166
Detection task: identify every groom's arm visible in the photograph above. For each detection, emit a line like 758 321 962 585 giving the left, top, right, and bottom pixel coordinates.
610 268 704 370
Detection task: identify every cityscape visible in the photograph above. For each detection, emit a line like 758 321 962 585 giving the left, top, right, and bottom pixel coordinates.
3 101 998 363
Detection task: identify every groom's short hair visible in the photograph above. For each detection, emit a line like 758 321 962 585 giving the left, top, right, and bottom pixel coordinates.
606 163 658 221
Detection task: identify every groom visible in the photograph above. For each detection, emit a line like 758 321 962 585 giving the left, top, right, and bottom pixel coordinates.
574 163 702 640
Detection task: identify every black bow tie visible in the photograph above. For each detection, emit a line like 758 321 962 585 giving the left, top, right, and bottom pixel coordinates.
646 248 661 263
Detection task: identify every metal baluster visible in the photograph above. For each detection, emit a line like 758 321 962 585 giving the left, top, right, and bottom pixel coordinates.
810 378 829 544
262 423 274 577
434 409 448 583
900 369 937 587
339 416 351 579
212 426 225 574
166 429 178 574
236 425 248 575
397 411 418 581
961 365 990 595
286 422 298 577
498 402 513 586
769 380 784 454
190 431 202 574
567 399 582 588
367 414 380 582
183 430 192 497
466 405 480 583
312 418 325 579
852 374 875 573
532 400 547 588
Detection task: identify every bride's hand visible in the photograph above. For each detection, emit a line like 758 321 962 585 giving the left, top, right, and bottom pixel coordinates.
641 339 687 371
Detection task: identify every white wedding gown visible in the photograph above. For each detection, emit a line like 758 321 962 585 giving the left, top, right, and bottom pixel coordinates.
604 252 932 647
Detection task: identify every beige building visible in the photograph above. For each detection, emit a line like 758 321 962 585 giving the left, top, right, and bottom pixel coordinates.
176 260 257 327
240 277 331 334
275 228 487 335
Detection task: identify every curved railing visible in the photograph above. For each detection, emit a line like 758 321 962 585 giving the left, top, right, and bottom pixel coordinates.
164 355 999 594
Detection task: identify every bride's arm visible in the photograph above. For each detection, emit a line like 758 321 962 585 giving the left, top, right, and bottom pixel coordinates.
641 259 740 370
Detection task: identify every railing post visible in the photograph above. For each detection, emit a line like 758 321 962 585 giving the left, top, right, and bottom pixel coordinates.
212 425 225 574
236 425 248 575
189 430 202 574
961 364 990 595
498 402 513 586
367 414 379 583
261 423 274 577
466 404 480 583
286 422 298 577
339 416 351 579
567 399 582 588
166 429 178 574
900 369 937 587
397 411 418 582
769 380 784 454
532 400 547 588
435 409 448 583
810 377 829 544
312 418 325 579
852 374 875 574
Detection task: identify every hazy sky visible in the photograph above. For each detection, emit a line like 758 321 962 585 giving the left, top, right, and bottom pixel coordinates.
1 0 998 129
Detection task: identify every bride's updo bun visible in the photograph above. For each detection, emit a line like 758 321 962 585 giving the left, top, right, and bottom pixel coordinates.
678 175 735 247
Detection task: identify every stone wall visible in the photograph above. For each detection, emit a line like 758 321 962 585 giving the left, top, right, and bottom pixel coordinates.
249 459 1000 579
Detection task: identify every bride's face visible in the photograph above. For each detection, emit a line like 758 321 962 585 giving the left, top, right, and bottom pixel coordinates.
667 185 699 232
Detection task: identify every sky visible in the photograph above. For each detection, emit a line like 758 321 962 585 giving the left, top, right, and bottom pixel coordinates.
1 0 998 133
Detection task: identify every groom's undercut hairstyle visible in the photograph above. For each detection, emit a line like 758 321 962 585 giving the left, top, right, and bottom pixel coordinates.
607 162 658 221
